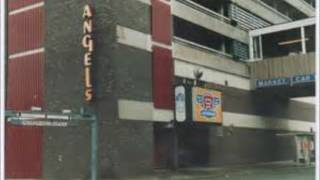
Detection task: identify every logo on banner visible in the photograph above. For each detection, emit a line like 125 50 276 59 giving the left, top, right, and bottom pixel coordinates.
192 87 223 124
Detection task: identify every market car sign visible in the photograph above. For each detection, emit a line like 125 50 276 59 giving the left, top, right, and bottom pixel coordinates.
82 4 94 102
292 74 315 85
256 74 315 88
192 87 223 124
256 77 290 88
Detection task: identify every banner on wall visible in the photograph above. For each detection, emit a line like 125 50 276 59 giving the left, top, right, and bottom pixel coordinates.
192 87 223 124
175 86 186 122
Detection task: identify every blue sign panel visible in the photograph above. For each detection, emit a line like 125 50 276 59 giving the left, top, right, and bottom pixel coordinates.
256 74 315 88
292 74 315 85
256 77 290 88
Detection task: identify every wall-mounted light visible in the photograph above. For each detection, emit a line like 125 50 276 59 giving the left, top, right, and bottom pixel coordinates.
193 69 203 86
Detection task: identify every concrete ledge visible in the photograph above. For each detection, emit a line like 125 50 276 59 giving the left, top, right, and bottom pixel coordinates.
172 0 248 44
118 99 315 132
231 0 291 24
283 0 315 17
174 60 251 90
118 99 174 122
249 53 315 80
173 38 250 78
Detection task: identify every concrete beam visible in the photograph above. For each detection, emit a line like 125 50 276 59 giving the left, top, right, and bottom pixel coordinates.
174 60 251 90
231 0 291 24
249 53 315 80
283 0 315 17
118 99 173 122
172 0 249 44
250 17 315 36
173 38 250 78
118 99 315 132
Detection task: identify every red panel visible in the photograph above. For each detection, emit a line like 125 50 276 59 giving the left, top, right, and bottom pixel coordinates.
6 53 44 178
8 0 43 11
152 0 172 45
152 46 173 109
8 7 44 54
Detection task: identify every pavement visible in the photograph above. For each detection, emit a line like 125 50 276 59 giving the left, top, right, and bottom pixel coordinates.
123 161 315 180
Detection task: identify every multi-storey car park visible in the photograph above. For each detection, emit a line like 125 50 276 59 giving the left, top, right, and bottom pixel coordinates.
5 0 316 179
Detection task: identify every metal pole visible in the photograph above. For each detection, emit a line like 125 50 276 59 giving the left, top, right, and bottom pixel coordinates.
91 119 98 180
300 26 307 54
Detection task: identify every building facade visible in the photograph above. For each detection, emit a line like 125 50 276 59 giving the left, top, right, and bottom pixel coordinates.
6 0 315 179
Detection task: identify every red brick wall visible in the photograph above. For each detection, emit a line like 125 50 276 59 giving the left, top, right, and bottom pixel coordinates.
8 8 44 54
6 1 45 178
152 0 174 109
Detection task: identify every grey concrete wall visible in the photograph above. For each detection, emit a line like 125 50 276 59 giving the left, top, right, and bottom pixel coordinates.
208 127 296 166
250 53 315 80
205 83 315 122
42 0 315 178
175 123 296 167
174 80 314 168
44 0 154 179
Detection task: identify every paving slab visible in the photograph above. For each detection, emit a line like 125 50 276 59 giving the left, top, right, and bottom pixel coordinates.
120 161 315 180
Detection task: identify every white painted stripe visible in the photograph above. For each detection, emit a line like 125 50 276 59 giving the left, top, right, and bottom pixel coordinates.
153 41 172 50
223 112 315 132
118 100 153 121
116 25 152 52
9 2 44 16
158 0 171 6
136 0 170 6
118 99 174 122
9 48 45 59
118 100 315 132
174 60 251 90
291 97 316 105
19 113 46 119
136 0 151 5
154 109 174 122
46 115 70 120
116 25 173 51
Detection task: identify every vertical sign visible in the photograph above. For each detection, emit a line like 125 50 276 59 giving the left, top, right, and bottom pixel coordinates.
175 86 186 122
192 87 223 124
82 5 94 102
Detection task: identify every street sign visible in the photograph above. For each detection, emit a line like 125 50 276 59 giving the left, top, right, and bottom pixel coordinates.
8 119 69 127
256 73 315 88
5 109 98 180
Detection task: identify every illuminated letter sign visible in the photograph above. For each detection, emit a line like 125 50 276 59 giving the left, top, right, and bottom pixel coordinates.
82 5 94 102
